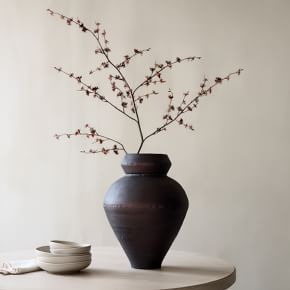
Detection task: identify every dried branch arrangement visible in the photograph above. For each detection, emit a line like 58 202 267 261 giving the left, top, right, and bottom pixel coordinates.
48 9 243 155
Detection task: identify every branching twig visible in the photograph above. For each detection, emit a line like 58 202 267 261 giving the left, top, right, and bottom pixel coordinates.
54 125 127 154
136 69 243 153
116 48 151 69
135 90 159 104
54 67 137 122
48 8 243 155
81 146 124 155
133 56 201 95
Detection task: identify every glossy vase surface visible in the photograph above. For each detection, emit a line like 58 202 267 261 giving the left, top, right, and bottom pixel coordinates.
103 154 189 269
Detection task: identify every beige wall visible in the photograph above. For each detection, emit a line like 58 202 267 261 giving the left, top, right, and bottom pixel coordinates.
0 0 289 289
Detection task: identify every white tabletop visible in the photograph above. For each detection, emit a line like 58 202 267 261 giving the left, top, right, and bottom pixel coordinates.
0 247 235 290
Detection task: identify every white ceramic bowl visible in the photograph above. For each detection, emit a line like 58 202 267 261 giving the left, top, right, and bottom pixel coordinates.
49 240 91 251
37 254 91 264
50 247 90 255
36 246 62 258
35 246 91 259
38 260 91 274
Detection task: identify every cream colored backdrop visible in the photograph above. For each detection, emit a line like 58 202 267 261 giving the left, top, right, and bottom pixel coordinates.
0 0 289 289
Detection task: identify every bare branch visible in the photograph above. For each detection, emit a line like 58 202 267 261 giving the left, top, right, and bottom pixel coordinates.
48 8 243 155
116 48 151 69
54 67 137 122
54 124 128 154
136 69 244 152
133 56 201 95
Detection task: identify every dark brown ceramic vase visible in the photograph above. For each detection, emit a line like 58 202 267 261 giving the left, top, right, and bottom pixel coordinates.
103 154 189 269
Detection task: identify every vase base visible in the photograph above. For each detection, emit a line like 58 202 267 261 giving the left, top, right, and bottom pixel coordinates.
130 263 161 270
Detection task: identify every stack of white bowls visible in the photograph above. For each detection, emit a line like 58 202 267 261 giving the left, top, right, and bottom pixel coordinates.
35 240 91 274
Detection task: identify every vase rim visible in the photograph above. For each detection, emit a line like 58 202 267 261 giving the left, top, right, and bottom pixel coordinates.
121 153 171 174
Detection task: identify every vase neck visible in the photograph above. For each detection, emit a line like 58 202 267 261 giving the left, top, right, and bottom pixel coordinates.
121 154 171 175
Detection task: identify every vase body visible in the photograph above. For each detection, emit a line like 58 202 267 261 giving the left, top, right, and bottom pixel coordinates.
103 154 188 269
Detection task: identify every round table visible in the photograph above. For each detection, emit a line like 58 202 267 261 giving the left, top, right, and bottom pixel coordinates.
0 247 235 290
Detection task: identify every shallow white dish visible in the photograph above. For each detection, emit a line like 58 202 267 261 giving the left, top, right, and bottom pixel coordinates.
36 246 61 257
38 260 91 274
37 254 91 264
35 246 91 258
49 240 91 250
50 247 90 255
